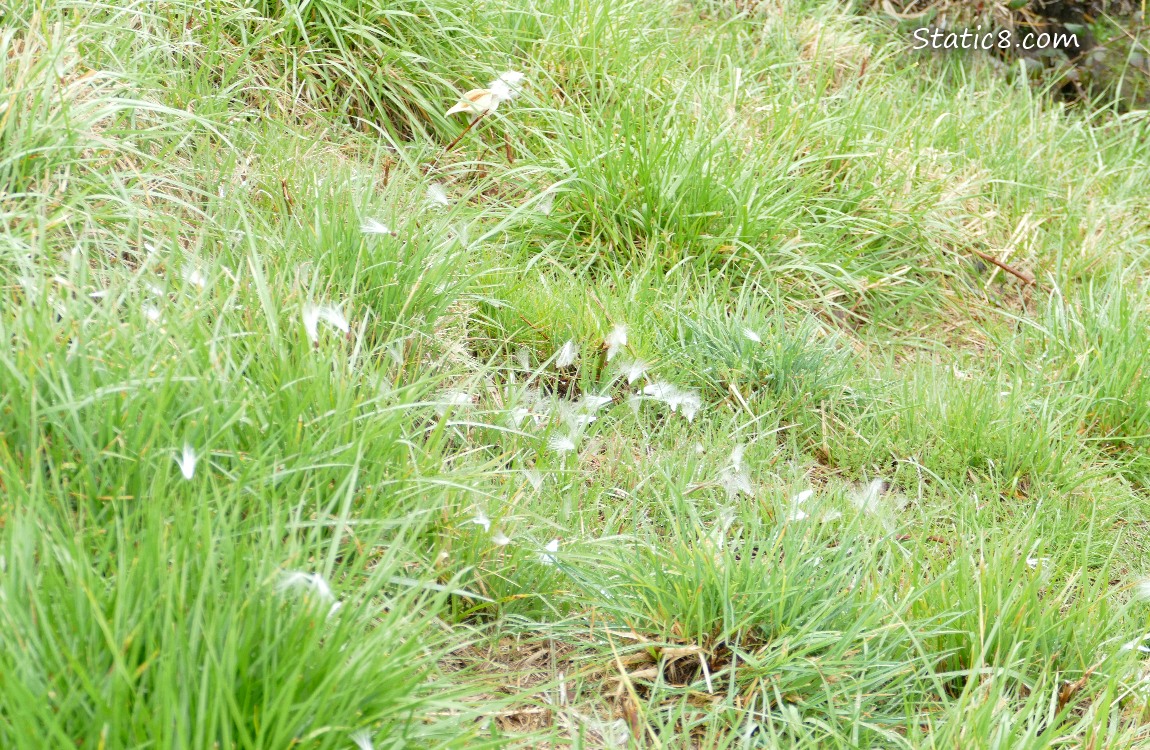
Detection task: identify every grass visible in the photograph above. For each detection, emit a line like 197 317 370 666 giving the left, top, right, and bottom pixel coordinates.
1 0 1150 746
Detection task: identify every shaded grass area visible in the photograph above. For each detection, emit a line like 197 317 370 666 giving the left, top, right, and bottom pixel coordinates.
1 0 1149 746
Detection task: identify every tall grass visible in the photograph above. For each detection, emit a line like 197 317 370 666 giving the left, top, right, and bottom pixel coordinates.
2 0 1150 745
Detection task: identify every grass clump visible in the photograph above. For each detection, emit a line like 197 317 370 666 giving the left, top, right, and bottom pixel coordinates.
3 0 1150 746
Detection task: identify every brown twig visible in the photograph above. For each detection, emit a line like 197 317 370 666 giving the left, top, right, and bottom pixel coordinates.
279 178 294 214
970 248 1036 286
1057 660 1103 713
517 314 545 333
444 112 487 153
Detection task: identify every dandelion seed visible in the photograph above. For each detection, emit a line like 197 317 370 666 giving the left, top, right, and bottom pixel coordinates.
626 394 644 413
499 70 527 86
742 327 761 343
183 265 206 289
174 444 197 480
537 190 555 216
451 223 470 248
319 306 349 332
604 325 627 361
717 444 752 499
385 340 405 367
705 508 738 561
643 381 680 402
302 303 349 344
470 511 491 533
1122 634 1150 653
548 434 577 455
524 469 545 490
618 359 648 384
488 80 513 103
787 489 814 521
665 388 688 411
427 183 450 208
360 218 395 236
657 387 684 408
303 306 320 342
515 347 531 370
540 538 559 565
680 391 702 422
564 412 596 430
580 394 613 413
508 406 531 428
552 400 580 426
278 571 334 602
554 340 579 368
492 530 511 546
890 491 912 512
719 468 753 499
850 478 885 513
485 71 526 105
1136 579 1150 601
440 390 474 408
717 507 737 536
350 729 374 750
143 304 162 323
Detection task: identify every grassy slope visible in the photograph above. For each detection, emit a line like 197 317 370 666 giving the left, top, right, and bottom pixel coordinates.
1 0 1150 747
